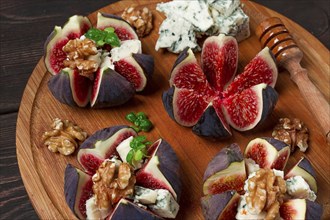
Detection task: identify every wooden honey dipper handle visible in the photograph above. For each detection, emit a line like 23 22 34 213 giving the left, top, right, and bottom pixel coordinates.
256 17 330 142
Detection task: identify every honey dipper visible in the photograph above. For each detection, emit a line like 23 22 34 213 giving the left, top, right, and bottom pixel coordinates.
243 3 330 143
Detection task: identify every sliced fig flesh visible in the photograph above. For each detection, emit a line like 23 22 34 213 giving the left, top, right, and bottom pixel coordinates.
44 15 92 75
203 144 246 195
285 157 317 193
136 139 181 201
48 68 92 107
223 47 278 98
201 34 238 91
96 12 138 40
201 191 240 220
279 199 323 220
64 164 93 219
78 126 137 174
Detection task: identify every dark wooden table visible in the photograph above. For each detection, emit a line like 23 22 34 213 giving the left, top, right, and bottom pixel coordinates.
0 0 329 219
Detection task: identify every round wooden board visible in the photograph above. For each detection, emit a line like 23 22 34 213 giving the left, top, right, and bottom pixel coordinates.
16 0 330 219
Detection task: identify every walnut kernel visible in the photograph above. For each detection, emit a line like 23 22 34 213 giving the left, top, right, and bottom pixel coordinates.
92 160 136 210
272 118 309 152
122 6 153 37
246 168 286 220
62 38 100 78
42 118 88 155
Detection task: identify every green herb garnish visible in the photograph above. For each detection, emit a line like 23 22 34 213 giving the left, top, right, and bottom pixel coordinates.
126 135 151 165
125 111 153 132
84 27 120 47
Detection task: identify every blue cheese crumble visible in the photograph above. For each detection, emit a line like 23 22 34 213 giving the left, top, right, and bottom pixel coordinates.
286 176 317 201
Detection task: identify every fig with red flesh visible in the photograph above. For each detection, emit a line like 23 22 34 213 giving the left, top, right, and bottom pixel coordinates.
78 126 137 174
201 191 240 220
90 68 135 108
114 53 154 92
203 144 246 196
107 199 163 220
285 157 317 193
44 15 92 75
96 12 138 41
279 199 323 220
64 164 93 219
163 34 278 138
244 137 290 170
136 139 182 201
48 68 92 107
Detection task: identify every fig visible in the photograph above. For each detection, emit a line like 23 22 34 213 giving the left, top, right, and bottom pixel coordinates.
114 53 154 92
201 191 240 220
44 15 92 75
203 144 246 195
222 83 278 131
107 199 163 220
163 34 278 138
45 14 154 108
96 12 138 40
78 126 137 174
279 199 323 220
90 67 135 108
285 157 317 193
136 139 182 200
244 137 290 170
64 164 93 219
48 68 92 107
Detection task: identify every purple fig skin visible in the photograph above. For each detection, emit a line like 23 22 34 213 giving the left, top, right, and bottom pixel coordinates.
280 199 323 220
132 53 154 81
136 139 182 201
285 157 317 193
108 199 164 220
171 47 190 73
91 69 135 108
79 125 136 150
162 87 175 121
203 143 243 181
201 191 239 220
305 200 323 220
260 85 278 124
64 164 92 219
192 106 232 139
48 71 76 106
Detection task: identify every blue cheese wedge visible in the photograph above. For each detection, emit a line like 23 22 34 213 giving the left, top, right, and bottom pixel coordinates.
212 7 250 42
148 189 179 219
156 0 213 32
207 0 240 18
134 186 158 205
286 176 317 201
155 15 199 53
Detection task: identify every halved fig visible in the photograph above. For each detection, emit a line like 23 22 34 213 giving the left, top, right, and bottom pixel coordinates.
78 126 137 174
201 34 238 92
64 164 93 219
279 199 323 220
222 83 278 131
114 53 154 92
90 67 135 108
136 139 182 200
244 137 290 169
223 47 278 98
203 144 246 195
96 12 138 40
285 157 317 193
162 34 278 138
201 191 240 220
107 198 163 220
48 68 92 107
44 15 92 75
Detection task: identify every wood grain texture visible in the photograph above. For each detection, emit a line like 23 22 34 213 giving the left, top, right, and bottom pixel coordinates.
15 1 330 219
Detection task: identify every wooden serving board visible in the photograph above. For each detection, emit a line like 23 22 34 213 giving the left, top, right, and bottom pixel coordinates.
16 0 330 219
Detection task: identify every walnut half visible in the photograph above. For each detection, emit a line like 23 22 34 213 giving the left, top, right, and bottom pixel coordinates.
272 118 309 152
42 118 88 155
122 6 153 37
